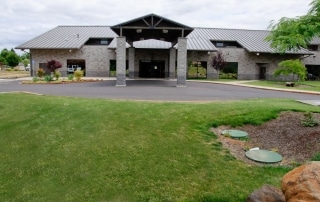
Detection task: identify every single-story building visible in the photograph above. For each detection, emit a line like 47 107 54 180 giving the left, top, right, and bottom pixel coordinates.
16 13 320 86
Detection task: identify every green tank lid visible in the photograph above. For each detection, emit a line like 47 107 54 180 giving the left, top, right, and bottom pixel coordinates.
221 130 248 138
245 150 283 163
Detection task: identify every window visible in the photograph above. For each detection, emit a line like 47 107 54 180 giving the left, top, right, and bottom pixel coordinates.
109 60 129 77
187 61 207 78
220 62 238 79
85 38 112 45
39 62 51 75
307 45 318 51
216 42 224 47
211 41 242 48
67 59 86 76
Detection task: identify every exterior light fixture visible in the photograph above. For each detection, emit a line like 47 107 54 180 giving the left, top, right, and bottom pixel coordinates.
256 53 260 56
163 29 168 34
69 49 72 53
136 29 142 33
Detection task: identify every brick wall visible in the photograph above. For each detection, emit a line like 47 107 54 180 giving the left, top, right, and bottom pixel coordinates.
31 46 116 77
31 46 306 80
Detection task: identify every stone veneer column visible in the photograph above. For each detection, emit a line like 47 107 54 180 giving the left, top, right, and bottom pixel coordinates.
116 37 126 86
177 37 187 87
128 47 135 79
169 48 176 79
207 53 218 79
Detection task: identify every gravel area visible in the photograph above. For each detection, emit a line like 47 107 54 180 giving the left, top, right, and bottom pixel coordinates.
211 112 320 166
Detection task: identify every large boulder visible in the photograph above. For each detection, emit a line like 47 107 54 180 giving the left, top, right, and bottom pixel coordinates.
247 184 285 202
281 161 320 202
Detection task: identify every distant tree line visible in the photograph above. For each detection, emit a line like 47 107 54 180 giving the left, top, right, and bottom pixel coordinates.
0 48 30 68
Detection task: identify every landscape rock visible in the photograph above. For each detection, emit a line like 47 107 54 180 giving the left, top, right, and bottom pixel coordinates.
281 161 320 202
246 184 285 202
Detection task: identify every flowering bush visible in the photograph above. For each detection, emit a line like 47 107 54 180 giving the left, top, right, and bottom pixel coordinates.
74 70 83 81
37 68 45 78
54 70 61 80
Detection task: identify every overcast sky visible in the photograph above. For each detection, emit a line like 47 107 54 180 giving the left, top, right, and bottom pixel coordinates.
0 0 313 54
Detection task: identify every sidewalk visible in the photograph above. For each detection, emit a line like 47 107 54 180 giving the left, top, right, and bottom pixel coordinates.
189 79 320 95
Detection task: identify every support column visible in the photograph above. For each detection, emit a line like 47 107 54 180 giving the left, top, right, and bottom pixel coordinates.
128 47 135 79
169 48 176 79
207 52 218 79
116 37 126 86
177 37 187 87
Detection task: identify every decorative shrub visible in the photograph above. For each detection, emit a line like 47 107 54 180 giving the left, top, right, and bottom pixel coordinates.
74 70 83 81
301 112 319 127
32 77 39 82
67 74 74 81
44 75 53 82
54 70 61 80
37 68 45 78
46 60 62 72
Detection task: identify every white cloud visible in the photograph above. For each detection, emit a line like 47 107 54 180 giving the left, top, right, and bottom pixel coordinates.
0 0 312 53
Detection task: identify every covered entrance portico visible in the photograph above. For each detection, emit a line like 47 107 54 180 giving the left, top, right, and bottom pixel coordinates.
139 60 165 78
111 13 193 86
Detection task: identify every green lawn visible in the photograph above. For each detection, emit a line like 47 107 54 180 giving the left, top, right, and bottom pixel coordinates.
187 66 207 79
1 94 320 201
242 80 320 92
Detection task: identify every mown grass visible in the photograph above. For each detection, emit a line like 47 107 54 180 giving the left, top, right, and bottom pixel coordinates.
243 80 320 92
1 94 320 201
187 66 207 79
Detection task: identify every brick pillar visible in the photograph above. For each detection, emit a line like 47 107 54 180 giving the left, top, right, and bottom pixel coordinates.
207 53 218 79
116 37 126 86
177 38 187 87
169 48 176 79
128 47 135 79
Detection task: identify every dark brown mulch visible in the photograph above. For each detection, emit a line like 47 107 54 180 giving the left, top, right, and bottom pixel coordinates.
211 112 320 166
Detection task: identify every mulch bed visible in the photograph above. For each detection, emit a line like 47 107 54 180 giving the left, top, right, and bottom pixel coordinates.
21 79 103 84
211 112 320 166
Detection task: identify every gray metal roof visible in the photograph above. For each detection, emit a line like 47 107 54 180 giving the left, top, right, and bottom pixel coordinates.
188 28 312 54
16 26 117 49
16 25 312 55
187 36 217 51
310 37 320 44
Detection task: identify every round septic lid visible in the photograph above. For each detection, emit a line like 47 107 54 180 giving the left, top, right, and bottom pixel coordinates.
245 150 283 163
221 130 248 138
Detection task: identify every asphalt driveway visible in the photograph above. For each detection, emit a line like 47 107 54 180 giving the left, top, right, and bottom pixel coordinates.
0 79 319 102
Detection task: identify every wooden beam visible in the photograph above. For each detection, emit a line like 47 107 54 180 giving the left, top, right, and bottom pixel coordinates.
154 18 163 28
142 18 151 27
114 26 187 30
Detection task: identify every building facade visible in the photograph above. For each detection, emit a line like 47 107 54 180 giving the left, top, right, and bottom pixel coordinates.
16 14 319 82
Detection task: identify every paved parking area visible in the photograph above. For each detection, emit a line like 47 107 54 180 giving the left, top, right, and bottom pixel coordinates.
0 79 319 103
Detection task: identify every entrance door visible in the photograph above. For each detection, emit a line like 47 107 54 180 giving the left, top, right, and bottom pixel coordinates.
259 66 266 80
139 60 165 78
67 59 86 76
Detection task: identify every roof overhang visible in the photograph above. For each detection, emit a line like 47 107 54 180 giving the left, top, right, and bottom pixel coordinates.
111 13 194 44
